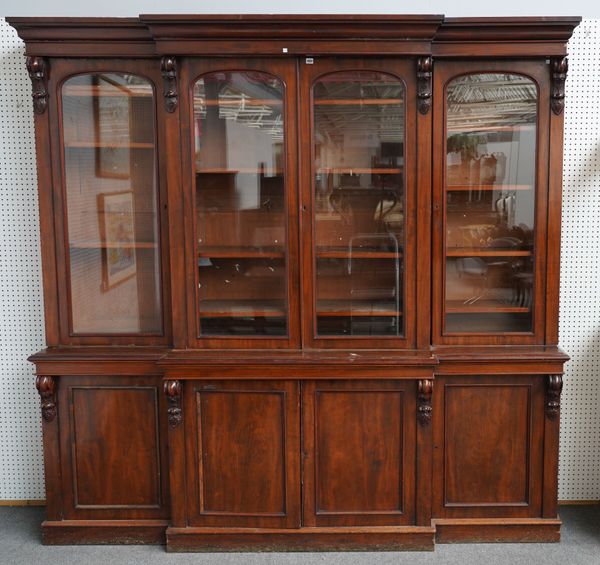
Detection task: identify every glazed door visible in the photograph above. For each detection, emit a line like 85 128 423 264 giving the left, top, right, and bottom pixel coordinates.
50 59 171 345
184 380 301 528
180 59 300 348
299 58 418 349
433 60 550 344
302 380 417 526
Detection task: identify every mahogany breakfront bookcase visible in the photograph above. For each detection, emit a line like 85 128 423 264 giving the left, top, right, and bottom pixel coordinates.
7 15 580 551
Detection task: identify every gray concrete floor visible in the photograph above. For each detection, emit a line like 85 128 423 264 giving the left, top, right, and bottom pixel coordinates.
0 505 598 565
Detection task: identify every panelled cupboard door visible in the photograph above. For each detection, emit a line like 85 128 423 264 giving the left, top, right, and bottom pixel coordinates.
432 60 550 345
299 59 418 349
185 380 301 528
179 58 300 349
302 380 416 526
58 376 170 520
48 59 172 346
433 375 545 518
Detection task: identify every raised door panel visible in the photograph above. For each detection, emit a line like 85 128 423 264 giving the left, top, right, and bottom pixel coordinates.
303 380 416 526
433 375 544 518
58 375 169 520
185 380 300 528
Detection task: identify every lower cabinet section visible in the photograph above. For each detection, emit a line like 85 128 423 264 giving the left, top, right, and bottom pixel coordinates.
34 367 563 550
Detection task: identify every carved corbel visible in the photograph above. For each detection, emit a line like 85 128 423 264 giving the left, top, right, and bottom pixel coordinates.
417 379 433 426
160 56 178 113
164 379 182 428
417 56 433 115
546 375 563 420
25 56 49 115
550 57 568 116
36 376 56 423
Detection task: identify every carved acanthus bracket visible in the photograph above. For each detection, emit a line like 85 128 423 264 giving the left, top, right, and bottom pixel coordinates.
36 376 56 423
25 56 49 115
550 57 568 116
546 375 563 420
417 379 433 426
164 379 182 428
417 56 433 115
160 56 178 113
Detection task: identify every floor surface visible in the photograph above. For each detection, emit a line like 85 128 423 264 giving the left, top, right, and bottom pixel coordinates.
0 505 598 564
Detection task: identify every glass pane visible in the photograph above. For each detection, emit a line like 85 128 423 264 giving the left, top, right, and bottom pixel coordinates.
444 73 537 334
193 71 287 336
313 72 405 337
62 73 162 334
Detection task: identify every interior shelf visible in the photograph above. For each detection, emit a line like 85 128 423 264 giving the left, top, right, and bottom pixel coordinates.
196 98 283 106
62 85 153 98
447 124 536 134
317 167 402 175
198 246 285 259
69 241 157 249
64 141 154 149
446 184 533 192
446 248 532 257
317 300 401 317
314 98 403 106
199 300 286 318
445 300 531 314
196 167 283 174
317 248 401 259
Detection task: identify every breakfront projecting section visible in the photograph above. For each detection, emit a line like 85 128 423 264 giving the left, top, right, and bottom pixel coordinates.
9 14 578 553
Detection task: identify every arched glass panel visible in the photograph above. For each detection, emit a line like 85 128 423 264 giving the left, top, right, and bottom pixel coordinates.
444 73 537 333
62 73 162 334
312 71 405 337
193 71 287 336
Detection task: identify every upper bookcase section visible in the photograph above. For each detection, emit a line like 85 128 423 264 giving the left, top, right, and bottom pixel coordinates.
7 15 581 58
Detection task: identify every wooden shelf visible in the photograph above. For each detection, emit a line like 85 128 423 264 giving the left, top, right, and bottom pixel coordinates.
62 85 153 98
69 241 157 249
446 184 533 191
199 300 286 318
447 124 536 134
317 167 402 175
198 247 285 259
317 300 401 317
446 248 532 257
65 141 154 149
196 167 283 175
315 98 403 106
197 98 282 106
446 300 531 314
317 248 401 259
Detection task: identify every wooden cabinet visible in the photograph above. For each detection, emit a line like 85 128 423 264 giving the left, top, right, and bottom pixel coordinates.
8 14 579 551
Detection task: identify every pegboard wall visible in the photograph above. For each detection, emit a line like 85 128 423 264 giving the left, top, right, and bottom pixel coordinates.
0 17 599 501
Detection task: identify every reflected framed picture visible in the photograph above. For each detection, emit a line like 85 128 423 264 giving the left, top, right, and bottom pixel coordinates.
94 75 131 179
98 191 137 290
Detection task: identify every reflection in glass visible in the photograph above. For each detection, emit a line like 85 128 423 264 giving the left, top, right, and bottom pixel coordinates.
444 73 537 333
62 74 162 334
313 72 405 336
193 71 287 336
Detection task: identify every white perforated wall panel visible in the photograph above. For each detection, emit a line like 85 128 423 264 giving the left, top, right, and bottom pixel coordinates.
0 18 46 500
558 20 600 501
0 17 598 501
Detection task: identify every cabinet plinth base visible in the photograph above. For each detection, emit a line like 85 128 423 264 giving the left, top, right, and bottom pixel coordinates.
165 526 435 552
41 520 168 545
434 518 561 543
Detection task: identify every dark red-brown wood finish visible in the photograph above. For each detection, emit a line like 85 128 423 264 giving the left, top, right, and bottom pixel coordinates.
8 14 579 552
